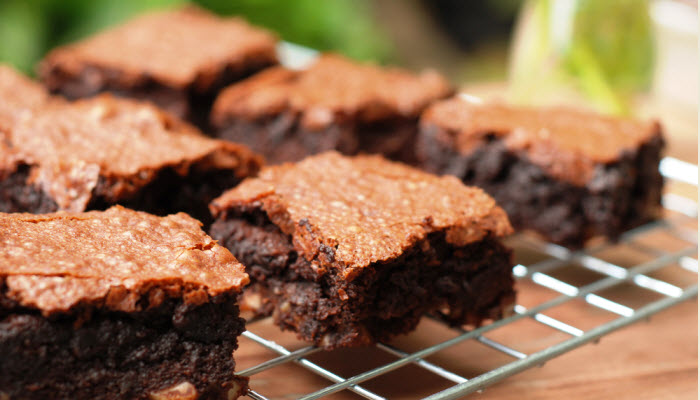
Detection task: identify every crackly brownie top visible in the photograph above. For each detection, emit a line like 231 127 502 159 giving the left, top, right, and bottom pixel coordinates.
0 206 249 316
211 54 453 129
40 6 277 90
0 65 50 133
422 96 663 185
211 152 512 281
1 94 262 211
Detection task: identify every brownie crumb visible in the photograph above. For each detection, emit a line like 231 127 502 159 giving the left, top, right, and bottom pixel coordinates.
39 6 278 126
210 152 514 348
0 206 250 399
0 94 262 222
210 54 453 164
417 97 665 247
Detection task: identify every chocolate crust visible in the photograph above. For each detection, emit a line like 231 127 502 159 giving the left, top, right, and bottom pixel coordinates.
420 97 662 186
0 207 250 399
0 207 249 315
210 210 514 349
417 124 665 247
209 153 514 348
39 6 278 125
210 152 513 281
211 56 453 127
0 65 50 133
42 55 276 128
210 56 453 164
0 95 262 221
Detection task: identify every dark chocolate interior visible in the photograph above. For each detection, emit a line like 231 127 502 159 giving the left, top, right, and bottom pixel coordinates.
0 164 59 214
88 166 243 226
44 58 276 130
0 287 245 400
417 126 664 247
0 164 241 226
216 113 420 165
210 209 514 349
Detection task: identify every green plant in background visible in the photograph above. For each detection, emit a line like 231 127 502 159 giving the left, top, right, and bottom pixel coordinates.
198 0 392 63
0 0 393 75
0 0 47 74
509 0 654 115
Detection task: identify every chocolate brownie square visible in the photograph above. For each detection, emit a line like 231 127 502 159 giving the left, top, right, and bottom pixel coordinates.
0 94 261 222
0 64 50 134
0 206 250 399
210 152 514 349
416 96 665 248
39 6 278 127
210 54 453 165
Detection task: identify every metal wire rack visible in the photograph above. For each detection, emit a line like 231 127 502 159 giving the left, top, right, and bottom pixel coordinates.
235 155 697 400
256 44 697 399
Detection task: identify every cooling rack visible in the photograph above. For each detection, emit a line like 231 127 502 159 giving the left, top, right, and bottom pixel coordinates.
236 155 697 400
237 42 698 400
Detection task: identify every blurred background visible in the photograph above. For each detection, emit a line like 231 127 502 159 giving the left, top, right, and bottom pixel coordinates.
0 0 697 160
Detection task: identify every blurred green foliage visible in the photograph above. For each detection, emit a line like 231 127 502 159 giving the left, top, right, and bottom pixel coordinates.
568 0 653 101
509 0 653 115
0 0 393 75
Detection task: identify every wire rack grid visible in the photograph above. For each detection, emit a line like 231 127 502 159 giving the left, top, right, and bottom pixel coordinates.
244 41 697 400
235 155 697 400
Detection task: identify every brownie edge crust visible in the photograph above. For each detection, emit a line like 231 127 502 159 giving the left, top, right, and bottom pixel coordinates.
0 95 262 224
210 55 453 165
39 6 278 126
210 212 514 349
210 152 515 349
418 127 664 247
0 207 250 399
416 98 665 248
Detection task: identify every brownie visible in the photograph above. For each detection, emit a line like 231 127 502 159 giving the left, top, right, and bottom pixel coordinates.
0 94 261 223
416 96 665 248
210 152 514 349
39 6 278 127
210 54 453 165
0 206 250 399
0 64 51 134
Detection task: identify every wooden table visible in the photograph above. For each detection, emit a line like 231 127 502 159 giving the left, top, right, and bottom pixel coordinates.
236 91 698 400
